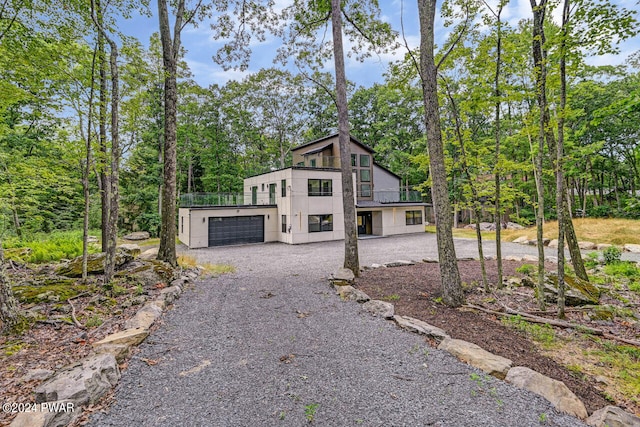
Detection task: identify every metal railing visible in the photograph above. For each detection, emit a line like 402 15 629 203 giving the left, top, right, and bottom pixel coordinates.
370 190 423 203
179 193 246 207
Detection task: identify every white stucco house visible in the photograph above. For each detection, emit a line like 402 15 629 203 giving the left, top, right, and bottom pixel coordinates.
178 134 428 248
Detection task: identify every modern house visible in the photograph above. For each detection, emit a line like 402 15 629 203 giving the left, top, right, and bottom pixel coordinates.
178 134 428 248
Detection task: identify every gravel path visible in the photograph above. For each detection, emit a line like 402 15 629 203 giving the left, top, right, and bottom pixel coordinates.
89 234 592 426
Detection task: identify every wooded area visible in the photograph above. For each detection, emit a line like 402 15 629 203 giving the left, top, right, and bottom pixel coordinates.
1 0 639 319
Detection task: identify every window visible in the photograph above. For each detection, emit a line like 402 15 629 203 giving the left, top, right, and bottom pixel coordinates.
251 186 257 205
269 183 276 204
360 169 371 182
261 183 265 191
310 158 317 167
360 184 371 197
181 216 184 233
308 179 332 196
308 214 333 232
405 210 423 225
282 215 287 233
281 179 286 197
359 154 370 167
351 154 357 166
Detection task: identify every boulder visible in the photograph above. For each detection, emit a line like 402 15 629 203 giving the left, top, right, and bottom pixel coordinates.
586 405 640 427
335 285 370 303
117 243 141 257
123 302 163 330
160 285 182 304
522 255 539 262
93 328 149 349
506 222 525 230
505 256 522 262
55 248 135 277
10 402 80 427
505 366 587 420
119 259 177 287
93 344 131 363
543 273 600 306
383 260 415 268
548 239 558 249
512 236 529 244
394 315 449 342
330 268 355 286
123 231 150 241
22 368 55 382
623 244 640 253
596 243 612 251
34 354 120 406
362 300 394 319
139 247 159 261
578 241 597 250
438 338 512 379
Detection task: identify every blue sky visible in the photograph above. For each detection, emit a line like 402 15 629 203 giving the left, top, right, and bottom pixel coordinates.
119 0 639 89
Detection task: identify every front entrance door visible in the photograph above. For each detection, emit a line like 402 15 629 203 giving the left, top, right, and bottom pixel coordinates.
357 212 372 235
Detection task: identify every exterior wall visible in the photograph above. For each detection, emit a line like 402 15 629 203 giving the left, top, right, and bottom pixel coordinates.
292 136 339 165
181 206 279 249
244 168 294 243
373 164 401 202
178 208 191 247
356 206 425 237
289 168 346 244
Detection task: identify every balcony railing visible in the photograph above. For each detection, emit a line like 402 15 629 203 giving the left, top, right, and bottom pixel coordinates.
371 190 423 203
295 156 341 169
180 193 246 207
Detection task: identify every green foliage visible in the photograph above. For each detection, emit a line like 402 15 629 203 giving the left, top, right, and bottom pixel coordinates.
502 315 556 348
304 403 319 423
3 230 100 263
603 261 640 278
602 246 622 265
516 264 535 276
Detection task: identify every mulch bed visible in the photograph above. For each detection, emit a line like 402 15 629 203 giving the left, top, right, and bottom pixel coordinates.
355 260 612 416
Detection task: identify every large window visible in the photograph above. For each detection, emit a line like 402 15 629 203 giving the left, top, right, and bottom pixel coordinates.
308 214 333 232
360 169 371 182
281 179 286 197
405 210 423 225
359 154 370 167
308 179 332 196
360 184 371 198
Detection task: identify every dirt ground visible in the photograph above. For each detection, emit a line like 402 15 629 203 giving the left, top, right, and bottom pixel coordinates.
355 260 639 416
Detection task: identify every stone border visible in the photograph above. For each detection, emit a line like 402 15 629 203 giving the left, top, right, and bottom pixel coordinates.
330 260 640 427
9 268 200 427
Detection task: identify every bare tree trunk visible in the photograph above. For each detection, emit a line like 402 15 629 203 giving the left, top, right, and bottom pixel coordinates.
0 240 19 332
418 0 463 307
91 0 120 284
331 0 359 275
493 4 504 288
157 0 186 267
97 11 109 253
530 0 547 311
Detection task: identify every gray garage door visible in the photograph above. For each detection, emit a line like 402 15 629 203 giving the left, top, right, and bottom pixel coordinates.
208 216 264 247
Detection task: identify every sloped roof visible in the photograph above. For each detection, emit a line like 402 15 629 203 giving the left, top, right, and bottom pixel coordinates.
292 133 375 154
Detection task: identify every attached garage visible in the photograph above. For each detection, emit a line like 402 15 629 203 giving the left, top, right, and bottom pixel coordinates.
208 215 264 247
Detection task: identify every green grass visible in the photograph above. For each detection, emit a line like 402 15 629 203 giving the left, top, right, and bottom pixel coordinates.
501 315 556 348
589 342 640 405
603 262 640 278
3 230 101 263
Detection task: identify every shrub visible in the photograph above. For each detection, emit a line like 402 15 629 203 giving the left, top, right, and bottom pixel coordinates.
588 205 612 218
602 246 622 265
516 264 535 276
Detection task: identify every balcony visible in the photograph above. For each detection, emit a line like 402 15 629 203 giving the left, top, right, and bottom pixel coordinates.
295 156 341 169
370 190 423 203
179 193 246 207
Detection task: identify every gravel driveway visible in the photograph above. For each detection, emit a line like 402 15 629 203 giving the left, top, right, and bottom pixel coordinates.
89 234 590 426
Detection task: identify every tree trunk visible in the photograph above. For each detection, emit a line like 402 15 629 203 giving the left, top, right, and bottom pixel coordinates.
97 8 109 253
331 0 359 276
418 0 463 307
0 240 19 332
493 5 504 288
530 0 547 311
157 0 185 268
91 0 120 284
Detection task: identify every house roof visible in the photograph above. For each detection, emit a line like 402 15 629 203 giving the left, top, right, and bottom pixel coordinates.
292 133 375 154
373 162 402 180
300 143 333 156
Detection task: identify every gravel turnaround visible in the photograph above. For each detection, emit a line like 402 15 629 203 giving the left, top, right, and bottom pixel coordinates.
89 235 588 427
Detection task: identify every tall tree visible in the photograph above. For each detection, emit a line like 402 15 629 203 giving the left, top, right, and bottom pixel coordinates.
157 0 206 267
417 0 464 306
0 238 18 332
91 0 121 284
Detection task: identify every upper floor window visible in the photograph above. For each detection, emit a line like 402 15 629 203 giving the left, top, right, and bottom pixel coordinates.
360 169 371 182
308 179 332 196
281 179 286 197
359 154 370 167
310 158 317 167
351 154 357 166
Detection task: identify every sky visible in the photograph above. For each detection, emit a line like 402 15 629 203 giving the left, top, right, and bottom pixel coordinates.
119 0 640 89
